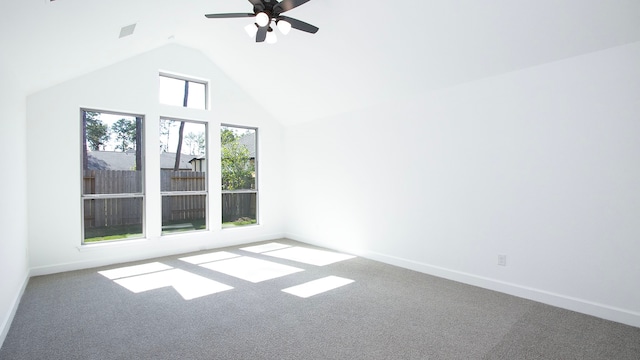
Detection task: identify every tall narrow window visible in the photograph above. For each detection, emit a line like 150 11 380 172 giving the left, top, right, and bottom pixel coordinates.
221 125 257 228
160 119 208 234
81 110 144 243
159 74 207 110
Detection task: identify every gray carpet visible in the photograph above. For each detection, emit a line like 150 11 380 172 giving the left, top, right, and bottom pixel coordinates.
1 239 639 359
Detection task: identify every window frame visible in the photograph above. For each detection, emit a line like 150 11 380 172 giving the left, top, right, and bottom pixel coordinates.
221 124 259 228
160 117 209 235
80 108 146 245
158 72 209 110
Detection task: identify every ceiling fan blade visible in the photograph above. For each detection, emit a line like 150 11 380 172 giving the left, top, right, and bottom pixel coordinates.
205 13 255 19
247 0 265 12
256 27 268 42
279 16 318 34
273 0 312 14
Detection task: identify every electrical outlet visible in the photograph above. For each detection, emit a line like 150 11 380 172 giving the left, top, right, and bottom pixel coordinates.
498 254 507 266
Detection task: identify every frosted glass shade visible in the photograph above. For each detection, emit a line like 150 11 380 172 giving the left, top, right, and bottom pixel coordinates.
266 31 277 44
255 12 269 27
277 20 291 35
244 23 257 38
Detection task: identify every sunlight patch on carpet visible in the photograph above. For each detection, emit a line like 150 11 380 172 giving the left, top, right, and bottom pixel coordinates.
113 268 233 300
98 262 172 280
263 246 356 266
240 242 291 253
179 251 240 265
200 256 303 283
99 262 233 300
282 276 355 298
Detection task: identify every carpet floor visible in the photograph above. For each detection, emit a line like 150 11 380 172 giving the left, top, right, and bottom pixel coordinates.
1 239 639 359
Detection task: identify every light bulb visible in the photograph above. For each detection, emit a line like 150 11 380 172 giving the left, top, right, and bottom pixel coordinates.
244 23 258 38
277 20 291 35
255 12 269 27
266 30 277 44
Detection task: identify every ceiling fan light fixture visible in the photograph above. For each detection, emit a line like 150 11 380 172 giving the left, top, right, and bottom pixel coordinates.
277 20 291 35
244 23 258 38
266 30 277 44
255 12 270 27
204 0 319 43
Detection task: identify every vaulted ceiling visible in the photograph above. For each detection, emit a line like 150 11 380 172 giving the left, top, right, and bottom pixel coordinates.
2 0 640 125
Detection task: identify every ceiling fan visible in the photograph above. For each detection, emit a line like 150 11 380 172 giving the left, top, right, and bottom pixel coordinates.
205 0 319 43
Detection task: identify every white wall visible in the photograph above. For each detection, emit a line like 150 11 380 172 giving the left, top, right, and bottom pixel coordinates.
0 63 30 346
284 42 640 327
27 44 285 275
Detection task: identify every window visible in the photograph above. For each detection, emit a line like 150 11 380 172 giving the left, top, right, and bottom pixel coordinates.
221 125 258 228
159 74 207 110
81 110 144 243
160 119 208 234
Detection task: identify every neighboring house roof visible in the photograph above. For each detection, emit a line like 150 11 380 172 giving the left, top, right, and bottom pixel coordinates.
160 152 193 170
220 132 256 160
238 132 256 159
188 157 205 163
87 150 192 170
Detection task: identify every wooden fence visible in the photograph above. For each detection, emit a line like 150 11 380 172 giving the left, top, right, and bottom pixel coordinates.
83 170 144 229
83 197 143 228
162 194 206 224
160 170 205 192
83 170 142 195
83 170 254 228
222 192 257 223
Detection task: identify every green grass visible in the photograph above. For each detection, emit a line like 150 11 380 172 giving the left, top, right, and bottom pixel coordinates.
85 217 253 241
85 219 207 242
161 219 206 234
222 218 257 228
84 224 143 243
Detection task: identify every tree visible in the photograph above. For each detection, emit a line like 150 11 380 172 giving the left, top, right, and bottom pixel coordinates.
221 128 237 145
174 81 189 170
185 131 205 155
111 118 136 152
85 112 109 151
221 130 254 190
159 119 176 152
174 121 186 170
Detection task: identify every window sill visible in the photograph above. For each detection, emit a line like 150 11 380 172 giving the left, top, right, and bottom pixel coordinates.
221 223 261 230
76 237 149 252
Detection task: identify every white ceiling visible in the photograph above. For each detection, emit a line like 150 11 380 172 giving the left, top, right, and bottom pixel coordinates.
2 0 640 125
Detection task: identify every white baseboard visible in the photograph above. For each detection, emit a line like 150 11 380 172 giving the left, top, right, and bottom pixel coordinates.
0 271 30 349
285 233 640 329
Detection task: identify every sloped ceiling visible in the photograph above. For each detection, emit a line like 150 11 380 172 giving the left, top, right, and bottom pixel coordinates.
2 0 640 125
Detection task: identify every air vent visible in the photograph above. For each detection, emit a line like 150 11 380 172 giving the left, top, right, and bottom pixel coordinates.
119 23 137 38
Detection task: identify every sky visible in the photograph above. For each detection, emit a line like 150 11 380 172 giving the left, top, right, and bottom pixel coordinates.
92 113 206 155
88 76 251 155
